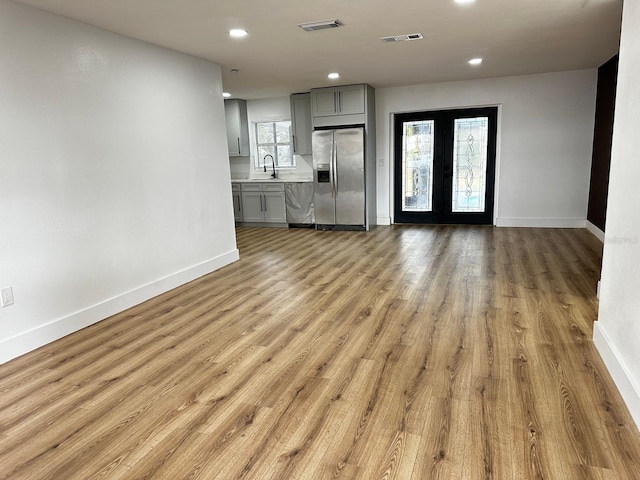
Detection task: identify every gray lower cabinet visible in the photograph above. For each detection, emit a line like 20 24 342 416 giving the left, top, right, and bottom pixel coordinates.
231 183 242 222
240 183 286 223
240 191 264 222
263 191 287 223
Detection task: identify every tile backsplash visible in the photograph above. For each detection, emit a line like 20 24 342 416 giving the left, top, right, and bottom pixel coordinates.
230 154 313 180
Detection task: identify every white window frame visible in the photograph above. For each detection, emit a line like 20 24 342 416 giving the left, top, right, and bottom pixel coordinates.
253 120 295 170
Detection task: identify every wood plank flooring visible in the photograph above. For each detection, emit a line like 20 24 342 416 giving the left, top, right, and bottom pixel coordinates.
1 225 640 479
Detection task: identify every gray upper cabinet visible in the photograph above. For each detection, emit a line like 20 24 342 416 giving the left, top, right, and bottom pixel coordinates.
311 85 365 117
336 85 366 115
224 99 250 157
290 93 313 156
311 89 340 117
311 84 370 128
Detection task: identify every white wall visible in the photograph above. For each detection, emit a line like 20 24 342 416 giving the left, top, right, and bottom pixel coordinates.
594 0 640 428
0 1 238 363
229 97 313 180
375 70 597 227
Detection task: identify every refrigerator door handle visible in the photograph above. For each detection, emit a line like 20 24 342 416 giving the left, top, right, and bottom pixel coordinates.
333 139 338 197
330 136 336 198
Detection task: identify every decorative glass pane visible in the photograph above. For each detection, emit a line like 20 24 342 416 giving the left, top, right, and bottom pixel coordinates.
452 117 488 213
402 120 434 212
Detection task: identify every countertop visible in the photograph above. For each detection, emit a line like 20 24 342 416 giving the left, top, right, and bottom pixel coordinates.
231 176 312 183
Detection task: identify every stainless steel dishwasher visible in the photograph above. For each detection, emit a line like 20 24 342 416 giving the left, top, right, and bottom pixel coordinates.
285 182 315 227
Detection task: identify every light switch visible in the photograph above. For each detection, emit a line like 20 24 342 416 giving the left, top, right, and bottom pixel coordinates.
1 286 14 307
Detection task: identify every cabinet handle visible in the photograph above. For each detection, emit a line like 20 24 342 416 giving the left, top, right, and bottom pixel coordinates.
260 195 263 212
263 194 267 212
292 134 297 154
237 138 241 154
337 91 341 113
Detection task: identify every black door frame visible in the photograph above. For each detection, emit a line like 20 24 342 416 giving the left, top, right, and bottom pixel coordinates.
393 106 498 225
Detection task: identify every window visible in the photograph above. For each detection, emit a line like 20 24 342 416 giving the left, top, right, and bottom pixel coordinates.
254 121 294 169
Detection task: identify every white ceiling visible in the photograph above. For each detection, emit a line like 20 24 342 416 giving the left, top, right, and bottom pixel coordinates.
11 0 622 100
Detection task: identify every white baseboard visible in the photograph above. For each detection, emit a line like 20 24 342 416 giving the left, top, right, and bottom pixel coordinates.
586 220 605 242
593 321 640 430
377 216 392 226
0 249 239 365
495 217 587 228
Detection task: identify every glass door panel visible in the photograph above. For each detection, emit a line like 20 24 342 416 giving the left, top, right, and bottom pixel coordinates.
452 117 489 213
402 120 434 212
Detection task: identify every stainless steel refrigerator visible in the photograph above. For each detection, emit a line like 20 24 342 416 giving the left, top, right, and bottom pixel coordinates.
312 127 366 230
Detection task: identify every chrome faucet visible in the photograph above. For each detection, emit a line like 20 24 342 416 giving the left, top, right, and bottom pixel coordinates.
263 154 277 178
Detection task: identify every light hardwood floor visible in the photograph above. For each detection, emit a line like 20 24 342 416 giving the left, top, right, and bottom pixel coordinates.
1 225 640 479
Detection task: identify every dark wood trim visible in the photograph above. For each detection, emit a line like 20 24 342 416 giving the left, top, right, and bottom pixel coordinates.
587 55 618 232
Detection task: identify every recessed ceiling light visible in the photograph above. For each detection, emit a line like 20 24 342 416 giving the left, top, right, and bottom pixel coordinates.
468 58 483 65
328 72 340 80
222 92 231 98
454 0 476 4
229 29 248 38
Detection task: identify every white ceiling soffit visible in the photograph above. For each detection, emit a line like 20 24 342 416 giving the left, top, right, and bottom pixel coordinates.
11 0 623 99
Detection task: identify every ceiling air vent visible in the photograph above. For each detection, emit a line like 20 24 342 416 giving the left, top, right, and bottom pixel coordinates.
298 19 343 32
380 33 424 43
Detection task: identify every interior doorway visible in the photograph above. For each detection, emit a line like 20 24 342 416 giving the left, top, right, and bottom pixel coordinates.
393 107 498 224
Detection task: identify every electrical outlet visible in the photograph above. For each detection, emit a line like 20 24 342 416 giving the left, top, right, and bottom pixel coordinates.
1 287 14 307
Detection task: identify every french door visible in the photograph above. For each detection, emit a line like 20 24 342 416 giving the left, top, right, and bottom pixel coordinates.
394 107 497 224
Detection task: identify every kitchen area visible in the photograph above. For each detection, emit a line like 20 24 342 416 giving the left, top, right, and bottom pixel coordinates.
227 84 376 231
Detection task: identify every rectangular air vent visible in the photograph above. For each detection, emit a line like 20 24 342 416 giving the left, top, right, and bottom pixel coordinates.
298 20 343 32
380 33 424 42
